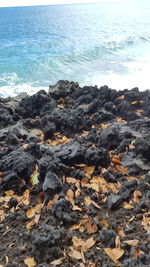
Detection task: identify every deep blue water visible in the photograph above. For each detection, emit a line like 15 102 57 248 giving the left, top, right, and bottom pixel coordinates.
0 0 150 97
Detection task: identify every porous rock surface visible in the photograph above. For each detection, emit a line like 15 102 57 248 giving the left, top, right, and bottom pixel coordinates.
0 81 150 266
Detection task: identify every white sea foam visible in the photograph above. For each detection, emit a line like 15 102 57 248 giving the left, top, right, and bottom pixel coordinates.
0 84 48 98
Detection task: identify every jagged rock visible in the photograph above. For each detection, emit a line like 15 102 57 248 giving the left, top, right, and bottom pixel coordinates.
42 171 63 202
107 193 123 210
33 227 71 262
52 198 76 224
0 150 36 181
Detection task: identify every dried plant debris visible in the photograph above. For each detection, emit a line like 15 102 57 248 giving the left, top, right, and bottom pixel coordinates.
0 81 150 266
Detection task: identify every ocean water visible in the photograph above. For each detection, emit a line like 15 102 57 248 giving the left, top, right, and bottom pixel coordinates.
0 0 150 97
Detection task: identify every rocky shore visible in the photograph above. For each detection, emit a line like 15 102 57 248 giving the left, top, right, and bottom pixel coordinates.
0 81 150 267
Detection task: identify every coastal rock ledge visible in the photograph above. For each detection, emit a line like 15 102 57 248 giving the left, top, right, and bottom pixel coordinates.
0 81 150 267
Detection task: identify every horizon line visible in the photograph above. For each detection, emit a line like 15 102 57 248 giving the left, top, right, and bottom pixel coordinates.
0 0 130 8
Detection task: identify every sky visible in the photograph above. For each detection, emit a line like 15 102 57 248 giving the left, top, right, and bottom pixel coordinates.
0 0 128 7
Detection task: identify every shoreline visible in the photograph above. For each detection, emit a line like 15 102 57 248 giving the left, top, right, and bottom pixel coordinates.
0 80 150 266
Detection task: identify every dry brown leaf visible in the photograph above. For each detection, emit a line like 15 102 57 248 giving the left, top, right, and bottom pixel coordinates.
72 236 95 252
123 203 134 209
75 189 81 197
24 257 36 267
116 117 127 124
23 144 29 149
131 101 138 104
132 249 144 258
116 227 126 237
8 242 15 248
26 207 35 219
111 154 123 165
68 247 82 260
5 190 14 196
71 224 81 230
66 189 74 199
50 258 64 265
0 209 6 222
72 236 85 250
84 196 92 206
133 190 142 204
114 165 128 174
35 203 43 214
72 205 82 211
66 177 78 184
82 166 95 178
47 194 59 209
104 247 124 266
37 192 44 203
34 214 41 224
123 240 139 246
22 189 30 205
129 216 135 222
84 237 95 250
26 220 36 230
99 220 109 228
136 109 144 116
115 236 121 248
81 251 85 263
85 220 98 234
118 95 124 99
101 123 110 129
5 256 9 265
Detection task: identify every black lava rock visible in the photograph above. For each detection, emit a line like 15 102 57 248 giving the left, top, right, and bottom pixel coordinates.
42 171 63 202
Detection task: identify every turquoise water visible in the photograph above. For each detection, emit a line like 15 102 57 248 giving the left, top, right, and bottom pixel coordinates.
0 0 150 97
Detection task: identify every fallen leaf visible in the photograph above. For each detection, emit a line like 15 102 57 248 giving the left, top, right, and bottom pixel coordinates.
72 236 85 250
26 220 36 230
136 109 144 116
131 101 138 104
116 227 126 237
99 220 109 228
101 123 110 129
133 190 142 204
66 189 74 199
8 242 15 248
5 190 14 196
115 236 121 248
30 172 39 186
132 249 144 258
37 192 44 203
26 207 35 219
66 177 78 184
34 214 41 224
68 247 82 260
50 258 63 265
123 240 139 246
85 220 98 234
22 189 30 205
115 165 128 174
118 95 124 99
129 216 135 222
104 247 124 266
5 256 9 264
71 224 81 230
84 237 95 250
35 203 43 214
82 166 95 178
116 117 127 124
84 196 92 206
24 257 36 267
123 203 134 209
47 194 59 209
